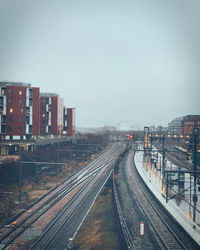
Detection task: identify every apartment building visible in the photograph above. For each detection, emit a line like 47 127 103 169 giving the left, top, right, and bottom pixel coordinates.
181 115 200 136
40 93 64 136
0 82 40 140
63 107 75 136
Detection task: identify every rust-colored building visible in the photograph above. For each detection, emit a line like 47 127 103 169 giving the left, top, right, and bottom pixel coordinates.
0 82 40 140
40 93 64 136
181 115 200 136
63 107 75 136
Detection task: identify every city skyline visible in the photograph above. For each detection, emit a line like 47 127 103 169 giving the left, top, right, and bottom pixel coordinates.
0 0 200 127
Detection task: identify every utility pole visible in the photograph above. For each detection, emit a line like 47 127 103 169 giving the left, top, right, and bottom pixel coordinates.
18 146 23 202
162 134 166 174
57 142 60 162
57 142 60 173
192 127 199 203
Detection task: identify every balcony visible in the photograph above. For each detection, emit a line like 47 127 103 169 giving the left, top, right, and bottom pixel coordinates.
1 116 6 124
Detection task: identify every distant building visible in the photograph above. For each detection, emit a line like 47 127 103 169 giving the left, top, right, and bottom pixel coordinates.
168 117 183 134
0 81 40 140
40 93 64 136
181 115 200 136
117 121 130 131
149 126 156 131
106 126 116 131
63 107 75 136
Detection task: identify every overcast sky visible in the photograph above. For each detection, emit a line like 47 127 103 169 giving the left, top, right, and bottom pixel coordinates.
0 0 199 128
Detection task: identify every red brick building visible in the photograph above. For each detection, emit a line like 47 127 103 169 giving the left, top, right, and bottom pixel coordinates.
63 107 75 136
0 82 40 140
40 93 64 136
181 115 200 136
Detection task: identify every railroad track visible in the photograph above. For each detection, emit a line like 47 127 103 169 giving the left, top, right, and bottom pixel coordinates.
31 161 114 250
112 173 134 250
30 143 125 250
0 142 125 250
125 149 198 250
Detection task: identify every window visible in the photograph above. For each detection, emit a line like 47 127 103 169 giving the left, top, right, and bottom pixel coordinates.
29 125 32 133
29 99 32 106
18 117 23 123
48 126 52 133
8 126 12 131
19 90 22 95
1 125 6 133
19 98 23 104
26 116 30 124
1 88 6 96
42 114 45 118
18 126 22 131
1 116 6 123
20 108 24 113
9 108 14 113
8 98 12 104
29 89 33 98
9 117 14 122
8 89 12 94
0 107 3 114
26 107 30 116
0 97 3 105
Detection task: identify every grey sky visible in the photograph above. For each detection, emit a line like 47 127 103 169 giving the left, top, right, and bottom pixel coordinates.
0 0 199 128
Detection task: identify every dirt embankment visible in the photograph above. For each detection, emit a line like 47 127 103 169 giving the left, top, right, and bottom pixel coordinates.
73 179 121 250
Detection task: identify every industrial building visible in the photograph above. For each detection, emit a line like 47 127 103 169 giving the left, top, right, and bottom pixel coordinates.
0 82 40 140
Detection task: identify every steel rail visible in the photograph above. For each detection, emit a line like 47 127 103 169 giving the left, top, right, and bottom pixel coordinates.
1 143 124 249
31 151 121 249
30 174 98 250
0 144 115 230
0 144 120 248
128 150 187 249
0 174 91 249
112 173 135 250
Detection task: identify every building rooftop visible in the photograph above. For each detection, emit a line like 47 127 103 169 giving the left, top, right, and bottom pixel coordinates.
40 92 59 97
183 115 200 121
0 81 31 87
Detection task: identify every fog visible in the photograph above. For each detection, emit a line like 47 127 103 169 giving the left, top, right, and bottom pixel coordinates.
0 0 199 127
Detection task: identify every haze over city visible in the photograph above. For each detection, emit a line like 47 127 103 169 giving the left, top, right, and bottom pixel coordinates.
0 0 199 128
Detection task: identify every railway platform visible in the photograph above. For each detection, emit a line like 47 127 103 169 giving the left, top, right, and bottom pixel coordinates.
134 144 200 246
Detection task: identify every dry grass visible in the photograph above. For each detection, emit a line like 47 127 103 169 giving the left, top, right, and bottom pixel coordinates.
0 158 92 227
73 186 120 250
